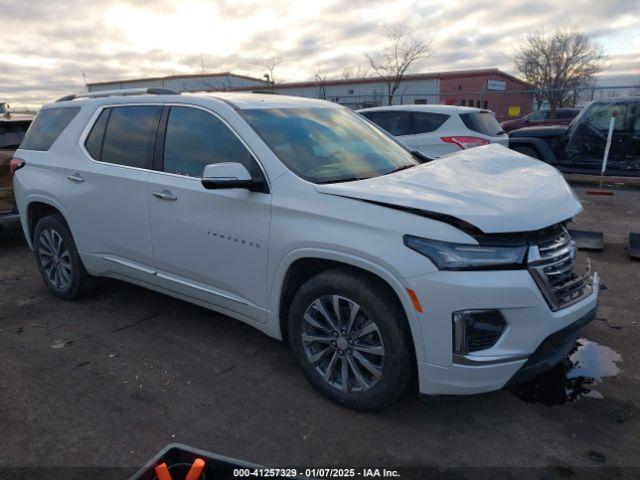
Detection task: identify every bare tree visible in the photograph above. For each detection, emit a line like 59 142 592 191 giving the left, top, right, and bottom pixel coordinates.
366 26 431 105
252 56 286 91
515 30 606 116
314 65 329 99
341 65 370 80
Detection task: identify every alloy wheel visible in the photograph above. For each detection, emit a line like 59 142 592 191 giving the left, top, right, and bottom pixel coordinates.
301 295 385 392
38 228 73 290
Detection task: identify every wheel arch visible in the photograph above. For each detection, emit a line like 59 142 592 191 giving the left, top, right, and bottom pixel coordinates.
508 137 557 163
24 197 70 249
270 249 426 363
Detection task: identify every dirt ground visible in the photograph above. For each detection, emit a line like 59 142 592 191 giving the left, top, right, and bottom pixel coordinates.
0 185 639 479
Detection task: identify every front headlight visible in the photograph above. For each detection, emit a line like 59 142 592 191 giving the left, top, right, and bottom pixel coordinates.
404 235 527 270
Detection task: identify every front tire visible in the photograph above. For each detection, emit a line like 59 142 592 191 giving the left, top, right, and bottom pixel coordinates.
288 268 414 411
33 214 95 299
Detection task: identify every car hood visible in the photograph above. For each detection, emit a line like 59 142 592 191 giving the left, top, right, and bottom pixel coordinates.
315 144 581 234
509 125 569 138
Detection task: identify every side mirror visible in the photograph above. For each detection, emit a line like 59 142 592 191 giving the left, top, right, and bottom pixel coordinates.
201 162 260 190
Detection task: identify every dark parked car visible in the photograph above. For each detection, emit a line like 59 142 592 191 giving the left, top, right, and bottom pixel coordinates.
501 108 581 132
508 98 640 176
1 111 33 233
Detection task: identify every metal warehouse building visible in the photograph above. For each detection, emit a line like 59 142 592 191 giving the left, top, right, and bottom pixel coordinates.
86 68 533 120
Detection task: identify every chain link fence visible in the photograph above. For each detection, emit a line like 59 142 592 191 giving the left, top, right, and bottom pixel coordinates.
321 85 639 120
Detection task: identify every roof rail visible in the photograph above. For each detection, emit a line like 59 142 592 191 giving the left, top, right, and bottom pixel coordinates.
55 88 180 102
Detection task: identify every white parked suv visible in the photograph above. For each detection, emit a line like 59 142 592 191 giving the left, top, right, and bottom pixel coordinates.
13 89 599 410
358 105 509 158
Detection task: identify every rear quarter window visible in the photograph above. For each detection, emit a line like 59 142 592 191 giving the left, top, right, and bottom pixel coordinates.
460 112 501 136
20 107 80 151
84 109 110 160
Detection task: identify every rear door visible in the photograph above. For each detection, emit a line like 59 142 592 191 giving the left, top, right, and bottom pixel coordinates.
627 102 640 172
410 111 450 156
61 104 161 281
147 105 271 322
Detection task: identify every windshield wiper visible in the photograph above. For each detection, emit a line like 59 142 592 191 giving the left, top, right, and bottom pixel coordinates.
410 150 434 163
383 163 419 176
316 176 368 184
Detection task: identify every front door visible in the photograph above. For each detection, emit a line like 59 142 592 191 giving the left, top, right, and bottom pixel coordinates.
628 102 640 173
148 105 270 323
562 101 630 172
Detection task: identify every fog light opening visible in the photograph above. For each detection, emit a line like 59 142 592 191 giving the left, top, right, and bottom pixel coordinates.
452 309 507 355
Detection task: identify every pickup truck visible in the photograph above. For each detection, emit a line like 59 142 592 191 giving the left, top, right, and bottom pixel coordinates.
509 97 640 176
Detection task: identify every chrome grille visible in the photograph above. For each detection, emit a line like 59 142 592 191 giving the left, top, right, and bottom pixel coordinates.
528 226 593 311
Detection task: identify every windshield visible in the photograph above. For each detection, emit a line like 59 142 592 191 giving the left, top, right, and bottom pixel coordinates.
240 107 419 184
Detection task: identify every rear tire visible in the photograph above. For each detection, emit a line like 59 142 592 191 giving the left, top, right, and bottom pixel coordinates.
512 146 541 159
288 268 414 411
33 214 96 299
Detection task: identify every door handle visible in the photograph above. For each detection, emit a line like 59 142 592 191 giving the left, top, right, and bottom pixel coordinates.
153 190 178 201
66 173 84 183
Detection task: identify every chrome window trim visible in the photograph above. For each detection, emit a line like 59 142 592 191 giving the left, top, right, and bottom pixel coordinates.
77 101 271 187
78 102 162 174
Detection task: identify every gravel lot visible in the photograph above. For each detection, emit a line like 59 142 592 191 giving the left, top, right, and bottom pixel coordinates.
0 186 639 479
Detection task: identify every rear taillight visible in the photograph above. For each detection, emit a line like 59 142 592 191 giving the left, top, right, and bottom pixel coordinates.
9 158 25 178
441 136 490 149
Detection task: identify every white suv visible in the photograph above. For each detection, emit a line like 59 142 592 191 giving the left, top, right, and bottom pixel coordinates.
13 89 599 410
358 105 509 158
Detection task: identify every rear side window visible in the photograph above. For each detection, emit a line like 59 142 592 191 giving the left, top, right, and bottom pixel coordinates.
361 111 412 136
84 109 110 160
163 106 259 178
460 112 501 136
0 121 31 149
100 106 161 168
412 112 449 134
20 107 80 151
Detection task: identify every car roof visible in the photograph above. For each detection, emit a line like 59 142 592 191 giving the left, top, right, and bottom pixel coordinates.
357 104 489 114
46 91 340 111
203 92 338 109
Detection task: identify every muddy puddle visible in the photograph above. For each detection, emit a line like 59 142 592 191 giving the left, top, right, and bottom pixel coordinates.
511 338 622 406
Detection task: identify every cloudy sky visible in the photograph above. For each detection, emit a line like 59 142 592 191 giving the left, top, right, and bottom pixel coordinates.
1 0 639 107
